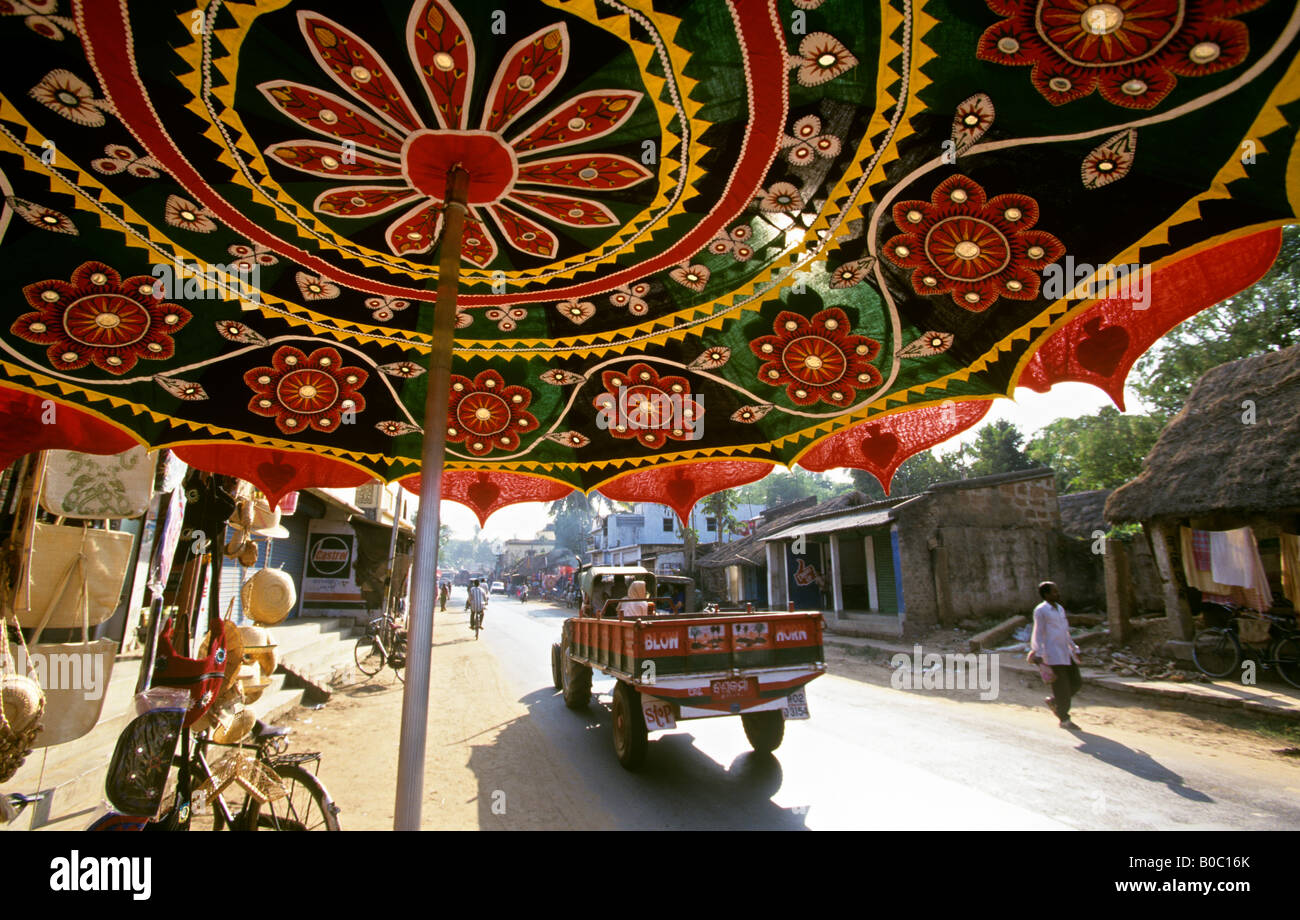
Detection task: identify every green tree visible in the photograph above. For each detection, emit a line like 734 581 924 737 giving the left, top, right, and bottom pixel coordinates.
1026 407 1164 492
675 521 700 579
699 490 739 544
965 419 1038 478
1132 225 1300 415
438 523 452 554
848 447 968 499
734 468 841 507
548 490 595 557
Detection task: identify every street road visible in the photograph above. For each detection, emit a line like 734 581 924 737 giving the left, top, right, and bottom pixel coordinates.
467 592 1300 830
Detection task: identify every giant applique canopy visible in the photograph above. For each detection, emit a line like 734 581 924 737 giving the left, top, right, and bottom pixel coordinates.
1 0 1298 522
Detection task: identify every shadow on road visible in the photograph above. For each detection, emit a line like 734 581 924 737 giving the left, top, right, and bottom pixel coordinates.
465 685 809 829
1071 731 1214 803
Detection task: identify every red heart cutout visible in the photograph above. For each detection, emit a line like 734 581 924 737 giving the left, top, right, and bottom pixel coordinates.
666 478 694 512
860 429 900 468
256 458 296 496
1075 317 1130 377
467 477 501 513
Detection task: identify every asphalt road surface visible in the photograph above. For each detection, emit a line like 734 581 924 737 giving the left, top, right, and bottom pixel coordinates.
464 592 1300 830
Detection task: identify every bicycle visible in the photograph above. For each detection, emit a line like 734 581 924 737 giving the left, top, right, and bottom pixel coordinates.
468 604 484 639
1192 603 1300 689
1 792 44 826
355 612 407 681
150 718 340 831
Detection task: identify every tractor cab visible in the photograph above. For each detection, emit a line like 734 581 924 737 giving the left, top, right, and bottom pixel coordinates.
578 566 657 619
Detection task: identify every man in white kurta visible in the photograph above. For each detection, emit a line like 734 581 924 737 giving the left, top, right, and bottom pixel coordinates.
1029 581 1082 730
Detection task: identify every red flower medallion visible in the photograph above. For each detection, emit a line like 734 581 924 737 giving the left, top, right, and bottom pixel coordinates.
447 370 537 456
244 346 368 434
593 363 703 450
259 4 650 265
885 174 1064 312
751 308 881 407
14 261 191 374
976 0 1263 109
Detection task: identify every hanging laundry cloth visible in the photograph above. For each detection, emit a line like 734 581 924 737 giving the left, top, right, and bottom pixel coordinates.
1281 534 1300 608
1210 529 1254 587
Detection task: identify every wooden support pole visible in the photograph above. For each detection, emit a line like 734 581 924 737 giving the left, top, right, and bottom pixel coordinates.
1146 520 1193 640
394 165 469 831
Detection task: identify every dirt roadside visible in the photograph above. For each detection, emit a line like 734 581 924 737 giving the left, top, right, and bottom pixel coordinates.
823 642 1300 764
272 608 614 831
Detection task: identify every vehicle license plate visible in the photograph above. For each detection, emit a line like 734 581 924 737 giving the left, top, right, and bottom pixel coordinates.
642 699 676 731
781 688 810 720
710 677 757 701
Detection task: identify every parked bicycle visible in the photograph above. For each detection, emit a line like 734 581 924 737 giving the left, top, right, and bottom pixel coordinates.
148 719 339 831
1 792 44 826
1192 603 1300 688
355 612 407 681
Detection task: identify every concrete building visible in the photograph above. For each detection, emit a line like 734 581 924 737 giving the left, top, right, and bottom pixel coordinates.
501 533 556 567
586 501 765 570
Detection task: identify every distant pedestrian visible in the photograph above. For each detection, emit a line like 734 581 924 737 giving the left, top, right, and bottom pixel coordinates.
1029 581 1082 730
466 579 488 631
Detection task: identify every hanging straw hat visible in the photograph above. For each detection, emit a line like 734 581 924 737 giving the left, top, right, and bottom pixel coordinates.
1 674 43 738
237 661 272 705
241 568 296 625
1 674 45 783
238 625 278 679
250 499 290 540
211 706 256 745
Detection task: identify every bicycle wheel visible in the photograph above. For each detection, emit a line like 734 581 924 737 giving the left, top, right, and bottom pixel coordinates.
1192 627 1241 679
354 633 385 676
241 763 341 831
392 636 406 683
1273 635 1300 690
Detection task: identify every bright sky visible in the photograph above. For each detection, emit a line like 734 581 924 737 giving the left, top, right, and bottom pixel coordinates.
441 382 1150 540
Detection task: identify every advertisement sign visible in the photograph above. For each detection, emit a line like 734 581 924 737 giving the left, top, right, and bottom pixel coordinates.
303 520 365 611
354 482 381 509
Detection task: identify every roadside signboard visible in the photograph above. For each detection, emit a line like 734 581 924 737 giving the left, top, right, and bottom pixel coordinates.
303 520 365 613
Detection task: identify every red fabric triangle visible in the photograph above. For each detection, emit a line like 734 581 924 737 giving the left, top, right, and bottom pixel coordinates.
1019 229 1282 408
798 400 990 494
0 387 137 471
400 470 574 527
596 461 774 525
172 445 372 508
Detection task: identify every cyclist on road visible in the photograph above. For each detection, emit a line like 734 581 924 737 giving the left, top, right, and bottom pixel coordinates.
466 578 489 632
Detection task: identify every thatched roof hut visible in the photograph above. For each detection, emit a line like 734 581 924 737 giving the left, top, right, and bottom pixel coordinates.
1106 344 1300 524
1059 490 1112 538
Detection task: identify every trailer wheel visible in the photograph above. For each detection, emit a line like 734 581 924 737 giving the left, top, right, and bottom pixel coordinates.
611 681 648 770
550 644 563 690
560 650 592 709
741 710 785 754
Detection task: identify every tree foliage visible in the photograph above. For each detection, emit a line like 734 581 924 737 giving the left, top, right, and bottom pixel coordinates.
964 419 1038 478
1025 407 1164 493
733 468 841 507
1132 225 1300 416
440 529 499 570
699 489 739 544
848 448 969 499
548 490 595 558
